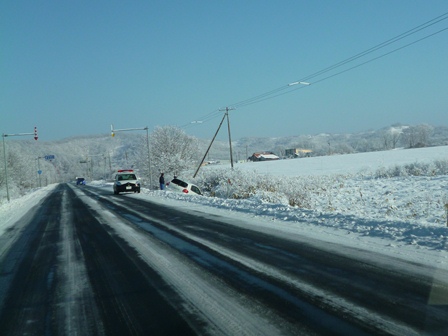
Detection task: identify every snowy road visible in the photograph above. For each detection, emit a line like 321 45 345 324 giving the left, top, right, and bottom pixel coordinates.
0 184 447 335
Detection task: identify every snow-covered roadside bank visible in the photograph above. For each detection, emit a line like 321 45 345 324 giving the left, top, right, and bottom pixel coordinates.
0 184 58 236
1 145 448 274
125 187 448 273
174 146 448 269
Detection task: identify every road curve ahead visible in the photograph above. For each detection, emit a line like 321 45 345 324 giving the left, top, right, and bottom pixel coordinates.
0 183 447 335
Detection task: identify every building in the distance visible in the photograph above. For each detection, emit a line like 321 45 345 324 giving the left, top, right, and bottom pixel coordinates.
248 151 280 161
285 148 313 158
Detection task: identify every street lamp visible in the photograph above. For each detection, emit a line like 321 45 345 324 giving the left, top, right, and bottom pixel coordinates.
110 124 152 189
288 81 311 86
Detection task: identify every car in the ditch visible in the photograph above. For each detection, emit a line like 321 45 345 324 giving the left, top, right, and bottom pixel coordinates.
113 169 141 194
167 178 202 195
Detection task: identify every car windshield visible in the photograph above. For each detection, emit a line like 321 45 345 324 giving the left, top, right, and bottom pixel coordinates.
118 174 136 181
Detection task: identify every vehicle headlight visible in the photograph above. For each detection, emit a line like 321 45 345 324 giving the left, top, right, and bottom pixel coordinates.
116 182 121 186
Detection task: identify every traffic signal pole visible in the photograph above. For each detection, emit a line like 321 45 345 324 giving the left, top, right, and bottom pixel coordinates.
110 125 152 189
2 127 38 202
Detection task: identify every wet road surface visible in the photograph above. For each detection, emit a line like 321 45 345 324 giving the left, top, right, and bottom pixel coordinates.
0 183 447 335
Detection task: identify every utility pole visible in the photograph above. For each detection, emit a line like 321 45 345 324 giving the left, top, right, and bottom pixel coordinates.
445 203 448 227
36 156 42 187
193 113 226 178
193 107 235 178
221 107 236 168
85 154 104 180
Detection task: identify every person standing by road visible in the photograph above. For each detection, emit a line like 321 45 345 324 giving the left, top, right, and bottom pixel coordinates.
159 173 165 190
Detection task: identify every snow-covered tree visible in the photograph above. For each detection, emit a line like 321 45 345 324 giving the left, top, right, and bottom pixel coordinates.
1 122 447 204
381 128 402 150
401 124 432 148
148 126 200 180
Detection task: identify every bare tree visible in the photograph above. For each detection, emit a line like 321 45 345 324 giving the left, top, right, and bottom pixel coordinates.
382 130 392 150
402 126 418 148
273 146 285 158
382 128 402 149
390 129 401 149
402 124 433 148
416 124 432 147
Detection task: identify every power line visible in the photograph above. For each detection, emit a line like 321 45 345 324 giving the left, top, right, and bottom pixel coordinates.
181 11 448 129
249 24 448 104
234 84 309 108
311 26 448 85
179 108 222 129
296 11 448 83
230 15 448 108
230 85 292 109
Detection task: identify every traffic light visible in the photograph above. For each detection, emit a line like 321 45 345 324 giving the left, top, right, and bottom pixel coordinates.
34 126 38 141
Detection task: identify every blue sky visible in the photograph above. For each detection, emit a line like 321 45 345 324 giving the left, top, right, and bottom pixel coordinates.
1 1 447 141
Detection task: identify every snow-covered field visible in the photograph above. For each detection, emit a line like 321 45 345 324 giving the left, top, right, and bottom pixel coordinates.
226 145 448 177
1 146 448 270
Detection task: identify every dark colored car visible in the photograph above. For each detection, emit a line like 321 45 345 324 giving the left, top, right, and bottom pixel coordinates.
76 177 86 185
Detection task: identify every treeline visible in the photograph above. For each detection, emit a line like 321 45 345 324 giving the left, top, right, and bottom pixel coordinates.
1 123 447 202
0 126 198 202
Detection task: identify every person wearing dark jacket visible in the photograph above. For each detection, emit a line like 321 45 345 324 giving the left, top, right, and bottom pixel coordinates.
159 173 165 190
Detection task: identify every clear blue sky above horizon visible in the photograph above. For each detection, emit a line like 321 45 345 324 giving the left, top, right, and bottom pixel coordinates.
1 1 447 142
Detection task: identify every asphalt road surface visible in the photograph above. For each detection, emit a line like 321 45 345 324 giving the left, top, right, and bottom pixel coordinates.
0 183 447 335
